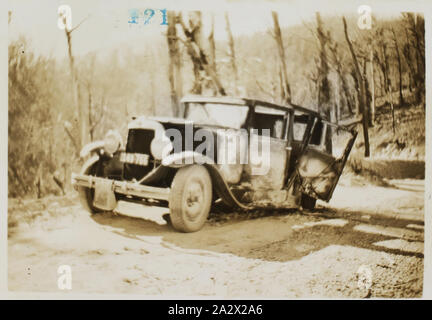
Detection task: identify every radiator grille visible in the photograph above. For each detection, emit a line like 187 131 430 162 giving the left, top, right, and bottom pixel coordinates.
123 129 155 180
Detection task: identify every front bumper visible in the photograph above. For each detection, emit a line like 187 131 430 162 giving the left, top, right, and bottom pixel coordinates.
71 173 170 201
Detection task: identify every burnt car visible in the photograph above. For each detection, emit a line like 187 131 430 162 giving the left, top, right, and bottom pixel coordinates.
71 95 357 232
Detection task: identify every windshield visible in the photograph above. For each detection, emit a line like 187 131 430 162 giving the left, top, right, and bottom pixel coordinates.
184 103 249 129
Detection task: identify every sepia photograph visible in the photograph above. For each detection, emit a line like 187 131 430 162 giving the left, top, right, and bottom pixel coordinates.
4 0 430 300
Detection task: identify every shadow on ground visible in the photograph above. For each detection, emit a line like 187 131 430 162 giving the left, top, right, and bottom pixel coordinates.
91 205 424 263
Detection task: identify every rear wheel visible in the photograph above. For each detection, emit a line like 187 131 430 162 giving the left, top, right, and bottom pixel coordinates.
301 193 316 210
169 165 212 232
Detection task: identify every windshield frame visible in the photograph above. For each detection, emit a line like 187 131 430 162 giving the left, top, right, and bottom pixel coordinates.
183 102 251 129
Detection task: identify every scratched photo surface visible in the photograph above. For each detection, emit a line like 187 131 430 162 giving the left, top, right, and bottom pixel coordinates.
7 0 425 298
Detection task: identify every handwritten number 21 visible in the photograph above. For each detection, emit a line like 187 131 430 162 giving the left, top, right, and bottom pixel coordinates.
159 9 168 25
129 9 168 25
143 9 154 25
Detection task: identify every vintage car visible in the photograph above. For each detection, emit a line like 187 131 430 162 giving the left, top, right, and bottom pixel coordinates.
71 95 357 232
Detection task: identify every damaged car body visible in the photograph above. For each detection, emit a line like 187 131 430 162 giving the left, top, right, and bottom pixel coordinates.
71 95 357 232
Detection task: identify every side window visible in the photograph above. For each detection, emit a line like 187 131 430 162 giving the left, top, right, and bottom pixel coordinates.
310 121 324 145
293 114 309 141
252 106 287 139
293 114 324 146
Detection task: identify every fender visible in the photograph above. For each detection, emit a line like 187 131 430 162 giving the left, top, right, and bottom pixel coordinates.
80 154 100 175
71 155 100 190
204 164 250 210
162 151 250 210
80 140 104 158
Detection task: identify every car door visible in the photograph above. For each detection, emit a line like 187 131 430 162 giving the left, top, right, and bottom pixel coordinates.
296 120 357 201
245 105 290 191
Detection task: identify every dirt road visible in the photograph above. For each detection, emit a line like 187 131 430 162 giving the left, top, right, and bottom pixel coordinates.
8 178 424 298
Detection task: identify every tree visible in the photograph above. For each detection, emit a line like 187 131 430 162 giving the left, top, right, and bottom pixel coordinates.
402 27 414 93
328 38 355 117
225 12 238 93
8 38 65 197
177 12 226 95
343 16 370 157
271 11 291 104
374 28 390 98
373 28 396 132
391 28 404 106
369 44 375 125
402 13 425 107
315 13 333 152
315 14 331 114
166 11 182 116
80 53 105 142
208 13 217 77
59 12 88 151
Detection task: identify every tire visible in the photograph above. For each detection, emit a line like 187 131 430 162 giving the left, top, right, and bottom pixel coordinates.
169 165 212 232
77 162 103 214
301 193 316 210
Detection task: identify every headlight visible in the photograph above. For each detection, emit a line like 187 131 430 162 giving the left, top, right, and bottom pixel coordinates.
104 130 122 154
150 136 173 160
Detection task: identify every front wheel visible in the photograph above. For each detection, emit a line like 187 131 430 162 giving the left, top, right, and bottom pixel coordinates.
169 165 213 232
77 161 103 214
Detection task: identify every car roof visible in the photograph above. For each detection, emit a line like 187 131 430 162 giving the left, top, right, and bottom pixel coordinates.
181 95 247 106
180 95 322 119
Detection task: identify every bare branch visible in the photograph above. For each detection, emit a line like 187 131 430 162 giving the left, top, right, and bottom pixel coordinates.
69 15 90 33
64 123 80 156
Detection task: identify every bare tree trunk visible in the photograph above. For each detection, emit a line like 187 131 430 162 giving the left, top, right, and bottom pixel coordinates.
374 28 391 103
53 174 66 195
88 90 93 141
403 49 414 93
85 54 99 141
35 165 42 198
350 67 360 115
208 13 218 95
343 17 370 157
362 58 373 127
315 13 332 153
64 123 80 157
391 28 404 106
334 84 340 123
405 13 425 106
328 40 354 116
178 12 226 96
88 91 104 141
208 13 217 74
63 20 87 151
369 46 375 126
383 44 391 98
9 165 29 195
225 12 238 93
388 84 396 134
166 11 181 116
271 11 291 104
